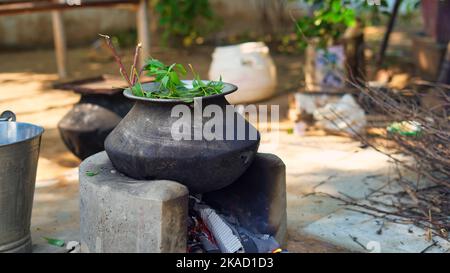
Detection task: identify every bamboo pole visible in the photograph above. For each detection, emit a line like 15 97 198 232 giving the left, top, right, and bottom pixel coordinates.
136 0 150 68
51 0 67 78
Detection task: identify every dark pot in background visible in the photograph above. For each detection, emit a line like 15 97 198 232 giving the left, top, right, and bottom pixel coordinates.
58 93 133 160
56 76 134 160
104 81 260 193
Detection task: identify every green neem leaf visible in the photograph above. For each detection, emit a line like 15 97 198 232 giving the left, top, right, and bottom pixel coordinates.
175 64 187 75
161 75 169 88
331 0 341 12
167 63 176 72
86 170 99 177
131 84 145 97
43 237 65 247
169 71 182 86
138 58 224 100
145 58 165 69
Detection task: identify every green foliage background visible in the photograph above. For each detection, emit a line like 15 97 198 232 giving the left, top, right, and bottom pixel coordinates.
147 0 421 50
294 0 420 51
153 0 221 47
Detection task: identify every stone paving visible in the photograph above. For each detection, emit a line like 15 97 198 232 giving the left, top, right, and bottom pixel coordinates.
261 133 450 253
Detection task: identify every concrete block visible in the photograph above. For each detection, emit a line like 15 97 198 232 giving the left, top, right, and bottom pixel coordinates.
79 152 188 253
203 153 287 247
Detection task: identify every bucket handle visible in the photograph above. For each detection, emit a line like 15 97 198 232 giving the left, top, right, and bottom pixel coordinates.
0 110 16 122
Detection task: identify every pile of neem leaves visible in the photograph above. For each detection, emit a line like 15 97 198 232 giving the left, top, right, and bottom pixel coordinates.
132 59 224 102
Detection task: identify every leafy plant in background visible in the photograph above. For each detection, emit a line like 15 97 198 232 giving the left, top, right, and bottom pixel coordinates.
294 0 359 50
360 0 420 25
293 0 421 51
153 0 221 47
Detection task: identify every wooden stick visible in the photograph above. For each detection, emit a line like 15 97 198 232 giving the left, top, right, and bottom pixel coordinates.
51 3 67 79
376 0 403 68
137 0 150 67
0 0 139 15
99 34 132 89
130 43 142 85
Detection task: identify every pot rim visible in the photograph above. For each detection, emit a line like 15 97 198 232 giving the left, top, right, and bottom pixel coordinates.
123 80 238 103
0 121 44 147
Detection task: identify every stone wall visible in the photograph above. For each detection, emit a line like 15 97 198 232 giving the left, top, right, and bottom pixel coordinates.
0 8 137 49
0 0 299 49
211 0 295 36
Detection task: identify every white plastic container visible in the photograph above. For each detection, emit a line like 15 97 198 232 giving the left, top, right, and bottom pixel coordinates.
209 42 277 104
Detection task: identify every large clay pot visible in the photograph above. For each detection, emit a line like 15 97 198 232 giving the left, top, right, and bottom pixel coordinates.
58 93 133 160
208 42 277 104
104 81 260 193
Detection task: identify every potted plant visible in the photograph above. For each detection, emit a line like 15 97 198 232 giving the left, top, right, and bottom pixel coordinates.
56 76 134 160
99 35 260 193
295 0 366 91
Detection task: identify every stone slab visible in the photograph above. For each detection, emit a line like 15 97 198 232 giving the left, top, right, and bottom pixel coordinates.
79 152 189 253
303 208 450 253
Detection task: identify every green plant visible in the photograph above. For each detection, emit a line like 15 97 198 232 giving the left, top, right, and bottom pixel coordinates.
100 34 224 102
138 59 224 101
293 0 421 51
154 0 220 47
43 237 65 247
294 0 358 50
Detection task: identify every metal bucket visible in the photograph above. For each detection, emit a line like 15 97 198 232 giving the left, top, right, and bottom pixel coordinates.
0 111 44 253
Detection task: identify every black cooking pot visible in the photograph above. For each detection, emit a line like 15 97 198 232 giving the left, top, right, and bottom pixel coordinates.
104 81 260 193
58 93 133 160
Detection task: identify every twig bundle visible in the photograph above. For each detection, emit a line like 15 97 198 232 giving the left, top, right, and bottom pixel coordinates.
340 82 450 241
355 83 450 188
